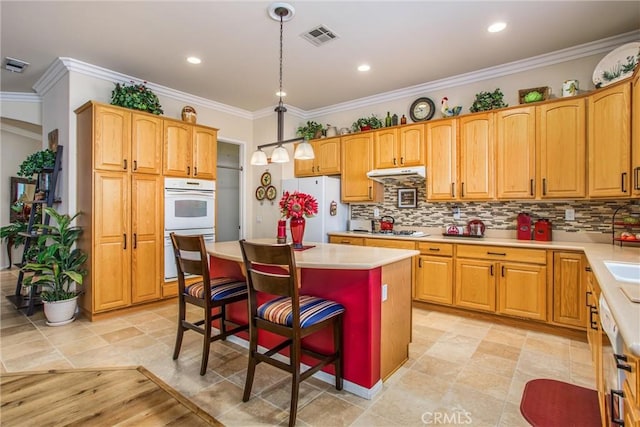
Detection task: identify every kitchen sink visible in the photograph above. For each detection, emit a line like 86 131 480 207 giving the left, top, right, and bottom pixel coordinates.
604 261 640 284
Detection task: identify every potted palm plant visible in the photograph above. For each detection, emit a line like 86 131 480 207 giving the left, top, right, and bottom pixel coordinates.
22 207 87 326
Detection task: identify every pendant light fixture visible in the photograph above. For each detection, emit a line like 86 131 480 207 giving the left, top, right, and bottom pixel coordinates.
250 2 315 166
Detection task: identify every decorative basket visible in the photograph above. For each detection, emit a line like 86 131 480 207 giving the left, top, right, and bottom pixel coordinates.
518 86 550 104
181 106 197 124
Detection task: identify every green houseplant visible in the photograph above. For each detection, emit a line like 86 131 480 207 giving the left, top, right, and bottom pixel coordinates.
469 88 508 112
17 149 56 178
22 207 87 324
296 121 323 140
110 80 164 115
352 114 383 132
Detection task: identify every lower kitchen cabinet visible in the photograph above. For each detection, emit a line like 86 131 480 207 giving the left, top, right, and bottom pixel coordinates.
585 267 606 426
455 245 547 320
623 342 640 427
364 238 416 249
415 242 454 305
328 235 365 246
552 251 587 329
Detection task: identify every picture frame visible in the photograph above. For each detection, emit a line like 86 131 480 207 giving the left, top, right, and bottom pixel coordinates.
398 188 417 208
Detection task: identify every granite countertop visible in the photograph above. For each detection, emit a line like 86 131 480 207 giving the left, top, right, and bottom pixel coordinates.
206 238 419 271
329 230 640 356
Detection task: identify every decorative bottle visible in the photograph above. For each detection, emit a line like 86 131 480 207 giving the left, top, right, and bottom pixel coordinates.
277 219 287 244
385 112 392 127
392 114 398 126
400 114 407 125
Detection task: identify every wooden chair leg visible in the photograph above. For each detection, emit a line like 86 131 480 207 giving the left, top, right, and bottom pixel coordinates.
220 305 227 339
334 315 343 390
288 338 302 427
243 326 258 402
173 299 186 360
200 308 213 376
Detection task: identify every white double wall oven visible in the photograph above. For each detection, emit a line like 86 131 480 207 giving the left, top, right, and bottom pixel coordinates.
164 177 215 281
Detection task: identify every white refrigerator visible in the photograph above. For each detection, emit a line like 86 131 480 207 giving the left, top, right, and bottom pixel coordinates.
281 176 348 243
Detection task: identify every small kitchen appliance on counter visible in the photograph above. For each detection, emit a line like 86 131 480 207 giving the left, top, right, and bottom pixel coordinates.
517 212 532 240
380 216 395 231
534 218 552 241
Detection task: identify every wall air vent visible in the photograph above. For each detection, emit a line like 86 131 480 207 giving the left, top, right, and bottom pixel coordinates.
301 25 339 47
4 57 29 73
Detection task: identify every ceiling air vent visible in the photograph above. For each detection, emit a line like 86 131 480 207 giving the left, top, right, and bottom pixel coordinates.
301 25 339 47
4 57 29 73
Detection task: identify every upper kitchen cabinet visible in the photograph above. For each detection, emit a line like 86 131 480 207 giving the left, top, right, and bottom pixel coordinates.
458 113 495 200
496 106 536 199
588 81 631 198
131 113 163 174
163 119 218 179
341 133 383 202
426 118 458 201
537 97 586 199
633 69 640 198
373 124 424 169
294 136 341 177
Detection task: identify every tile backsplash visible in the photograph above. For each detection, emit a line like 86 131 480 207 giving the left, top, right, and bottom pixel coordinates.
350 178 634 234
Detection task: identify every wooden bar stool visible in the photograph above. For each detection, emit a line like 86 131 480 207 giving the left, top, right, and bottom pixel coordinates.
170 233 248 375
238 240 344 427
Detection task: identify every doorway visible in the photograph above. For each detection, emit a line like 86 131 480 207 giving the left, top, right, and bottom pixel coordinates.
216 141 242 241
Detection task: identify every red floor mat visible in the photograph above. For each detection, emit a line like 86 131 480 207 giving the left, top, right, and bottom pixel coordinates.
520 379 600 427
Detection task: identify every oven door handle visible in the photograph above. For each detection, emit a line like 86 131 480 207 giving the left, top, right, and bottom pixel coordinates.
165 189 213 197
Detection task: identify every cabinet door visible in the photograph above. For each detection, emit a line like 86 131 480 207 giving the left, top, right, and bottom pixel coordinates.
193 126 217 180
94 105 131 171
588 82 631 198
93 171 131 311
399 124 425 166
426 119 457 200
365 238 415 249
341 133 381 202
497 262 547 321
131 113 162 174
163 121 192 177
459 113 495 199
633 71 640 198
537 98 586 198
315 137 341 175
374 128 398 168
454 258 495 312
328 235 364 245
552 252 587 328
131 175 163 303
496 106 536 199
415 255 453 305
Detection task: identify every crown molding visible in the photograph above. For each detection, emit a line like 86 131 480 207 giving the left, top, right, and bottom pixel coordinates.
305 29 640 118
0 92 41 103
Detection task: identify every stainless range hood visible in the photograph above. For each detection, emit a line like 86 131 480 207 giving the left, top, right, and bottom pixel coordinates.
366 165 426 182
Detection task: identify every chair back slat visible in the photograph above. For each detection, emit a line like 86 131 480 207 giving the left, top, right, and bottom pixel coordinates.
170 233 210 295
239 241 297 299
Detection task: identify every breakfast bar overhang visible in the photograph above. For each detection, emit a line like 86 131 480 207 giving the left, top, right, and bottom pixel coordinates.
206 239 418 399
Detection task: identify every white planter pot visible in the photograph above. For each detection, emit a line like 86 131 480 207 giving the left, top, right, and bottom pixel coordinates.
43 296 78 326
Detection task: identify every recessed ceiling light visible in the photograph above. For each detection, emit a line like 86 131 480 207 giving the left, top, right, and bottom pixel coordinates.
358 64 370 72
276 91 287 97
187 56 201 64
488 22 507 33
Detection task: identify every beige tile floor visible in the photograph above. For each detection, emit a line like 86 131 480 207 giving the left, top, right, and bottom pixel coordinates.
0 269 595 426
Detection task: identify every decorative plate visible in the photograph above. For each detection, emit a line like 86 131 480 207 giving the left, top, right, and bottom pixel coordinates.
255 186 266 201
260 171 272 186
265 185 277 201
592 42 640 88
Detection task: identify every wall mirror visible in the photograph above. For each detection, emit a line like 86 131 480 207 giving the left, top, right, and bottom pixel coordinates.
10 177 36 222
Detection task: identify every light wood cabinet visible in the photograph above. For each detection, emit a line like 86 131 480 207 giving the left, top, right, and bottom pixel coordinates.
537 98 586 198
328 235 365 246
458 113 495 200
496 106 536 199
585 268 606 426
455 244 546 319
373 124 424 169
341 133 383 202
633 70 640 198
163 120 218 179
415 242 453 305
426 119 458 201
552 252 587 329
295 137 341 177
399 124 425 166
365 238 415 249
588 81 631 198
623 342 640 426
76 101 164 318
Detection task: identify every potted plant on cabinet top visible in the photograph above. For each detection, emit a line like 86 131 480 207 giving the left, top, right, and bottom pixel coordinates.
22 207 87 326
352 114 383 132
469 88 508 113
296 121 323 140
110 80 164 115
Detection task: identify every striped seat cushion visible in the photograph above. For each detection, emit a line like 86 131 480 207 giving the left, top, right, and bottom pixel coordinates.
257 295 345 328
185 277 247 301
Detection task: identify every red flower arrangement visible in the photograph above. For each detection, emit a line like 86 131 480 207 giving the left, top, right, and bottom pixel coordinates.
279 191 318 219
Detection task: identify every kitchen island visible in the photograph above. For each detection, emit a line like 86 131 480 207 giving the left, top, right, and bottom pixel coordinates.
205 239 419 399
